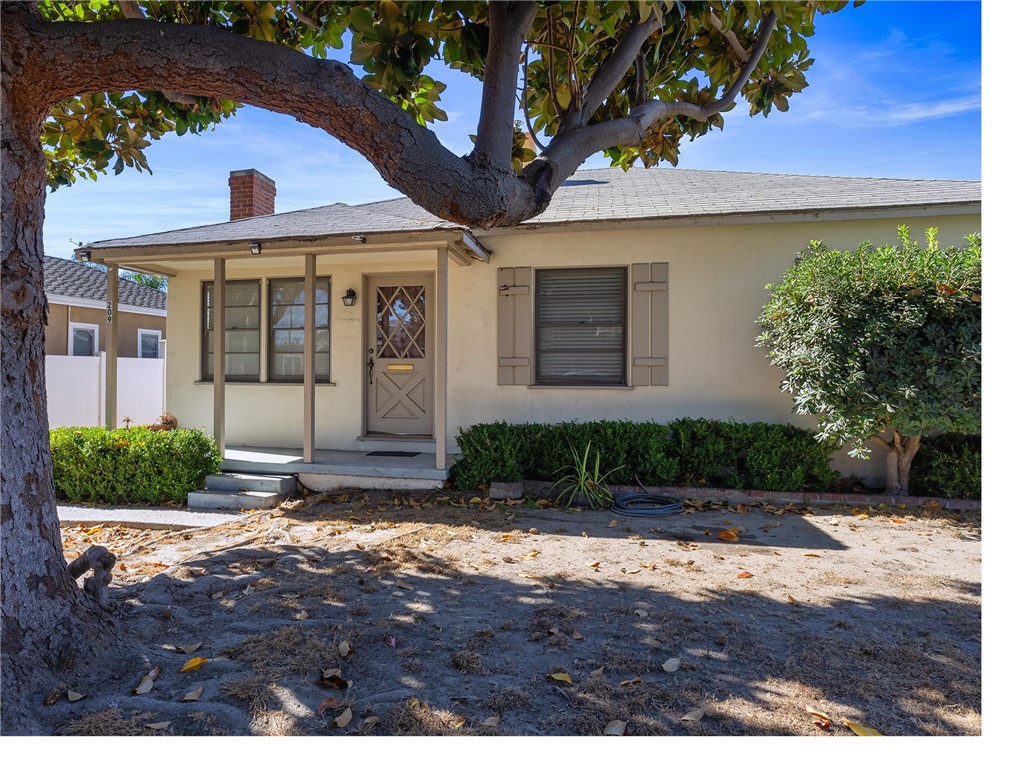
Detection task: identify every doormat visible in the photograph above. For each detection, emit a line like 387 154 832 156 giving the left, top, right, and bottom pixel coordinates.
366 451 420 458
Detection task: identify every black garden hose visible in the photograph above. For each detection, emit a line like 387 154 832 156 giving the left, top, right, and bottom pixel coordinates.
610 492 684 517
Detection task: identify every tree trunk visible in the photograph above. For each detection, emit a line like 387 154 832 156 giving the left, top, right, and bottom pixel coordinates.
879 431 922 497
1 25 125 734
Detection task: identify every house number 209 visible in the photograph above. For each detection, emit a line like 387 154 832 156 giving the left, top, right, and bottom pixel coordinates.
106 301 113 324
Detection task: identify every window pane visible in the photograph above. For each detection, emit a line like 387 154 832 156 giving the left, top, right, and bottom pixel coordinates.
535 268 626 386
268 277 329 381
202 280 260 381
72 328 95 356
140 333 160 358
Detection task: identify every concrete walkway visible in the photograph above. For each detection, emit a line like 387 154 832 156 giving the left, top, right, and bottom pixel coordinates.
58 504 244 530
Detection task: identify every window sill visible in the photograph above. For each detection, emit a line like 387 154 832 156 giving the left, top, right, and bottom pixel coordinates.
527 385 634 391
194 380 336 387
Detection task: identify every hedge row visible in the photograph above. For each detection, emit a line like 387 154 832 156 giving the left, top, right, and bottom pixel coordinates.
451 418 838 492
51 427 220 504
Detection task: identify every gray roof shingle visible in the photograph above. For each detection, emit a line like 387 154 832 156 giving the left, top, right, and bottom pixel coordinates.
44 256 167 312
84 168 980 251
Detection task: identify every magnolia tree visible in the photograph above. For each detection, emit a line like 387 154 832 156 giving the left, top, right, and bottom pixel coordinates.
2 0 851 730
757 226 981 496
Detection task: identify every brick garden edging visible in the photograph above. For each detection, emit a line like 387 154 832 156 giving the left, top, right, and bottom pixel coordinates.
521 480 980 511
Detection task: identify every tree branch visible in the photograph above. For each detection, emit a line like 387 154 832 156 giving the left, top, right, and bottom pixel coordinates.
520 47 548 151
469 1 538 170
539 11 778 190
8 11 549 227
288 1 321 30
562 12 662 130
115 0 198 106
708 10 750 63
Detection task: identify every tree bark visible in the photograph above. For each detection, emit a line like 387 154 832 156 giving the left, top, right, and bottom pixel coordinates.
1 7 125 733
878 431 923 496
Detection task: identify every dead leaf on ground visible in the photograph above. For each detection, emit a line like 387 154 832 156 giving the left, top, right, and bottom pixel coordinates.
395 579 414 590
623 568 642 575
317 697 340 715
737 571 753 579
209 591 224 600
482 715 500 727
145 721 171 731
662 657 681 673
453 715 467 728
361 716 382 731
587 561 601 569
572 630 584 641
717 530 740 542
802 553 821 558
320 669 353 689
44 689 62 706
608 519 617 528
639 562 656 570
890 517 907 524
681 707 705 722
549 673 572 685
334 707 353 728
604 720 627 736
806 706 832 729
294 609 309 620
384 635 398 648
787 594 797 605
174 642 202 654
338 639 353 658
66 689 86 702
524 550 540 560
618 676 642 687
179 657 209 673
843 719 883 736
633 607 648 616
132 666 160 695
181 686 203 702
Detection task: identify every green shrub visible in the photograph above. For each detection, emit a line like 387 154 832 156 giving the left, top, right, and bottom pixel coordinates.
451 420 676 490
670 418 838 492
910 434 981 499
51 426 221 504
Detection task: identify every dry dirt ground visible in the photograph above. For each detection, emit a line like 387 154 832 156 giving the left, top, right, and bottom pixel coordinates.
50 492 981 737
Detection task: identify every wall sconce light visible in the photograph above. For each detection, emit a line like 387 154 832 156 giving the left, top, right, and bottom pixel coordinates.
342 288 358 307
78 250 92 262
352 235 367 244
249 241 262 255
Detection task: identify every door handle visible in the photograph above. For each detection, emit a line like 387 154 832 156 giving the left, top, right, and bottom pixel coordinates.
366 348 375 385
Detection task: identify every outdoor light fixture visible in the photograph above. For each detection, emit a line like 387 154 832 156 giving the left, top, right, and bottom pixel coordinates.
342 288 358 307
249 241 262 255
352 235 367 244
78 250 91 262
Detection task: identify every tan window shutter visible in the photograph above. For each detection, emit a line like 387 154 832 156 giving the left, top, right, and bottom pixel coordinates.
497 267 532 385
631 263 668 386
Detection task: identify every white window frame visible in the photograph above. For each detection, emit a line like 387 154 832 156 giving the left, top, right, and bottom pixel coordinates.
138 328 162 358
67 321 99 356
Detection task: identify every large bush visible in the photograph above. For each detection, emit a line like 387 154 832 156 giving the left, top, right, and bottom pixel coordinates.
910 433 981 500
51 427 220 504
670 418 838 491
451 418 835 493
757 226 981 495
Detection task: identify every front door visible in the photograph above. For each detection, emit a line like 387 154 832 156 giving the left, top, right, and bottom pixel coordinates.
365 274 434 436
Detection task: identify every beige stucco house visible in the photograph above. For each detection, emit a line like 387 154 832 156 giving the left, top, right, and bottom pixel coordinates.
77 168 980 489
44 255 167 358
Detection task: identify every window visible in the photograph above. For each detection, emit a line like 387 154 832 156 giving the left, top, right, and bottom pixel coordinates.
68 322 99 356
534 267 627 386
201 280 260 382
138 329 162 358
268 277 330 382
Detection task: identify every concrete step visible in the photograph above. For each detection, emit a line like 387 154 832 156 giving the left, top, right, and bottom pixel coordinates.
187 488 284 511
204 473 296 495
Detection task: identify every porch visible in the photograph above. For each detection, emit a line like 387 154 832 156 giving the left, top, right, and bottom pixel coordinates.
221 445 452 491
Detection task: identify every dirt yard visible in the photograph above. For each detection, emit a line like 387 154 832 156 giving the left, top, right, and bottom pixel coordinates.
50 492 981 737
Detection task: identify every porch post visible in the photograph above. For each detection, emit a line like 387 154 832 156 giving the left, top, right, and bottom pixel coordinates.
104 265 118 428
304 252 316 463
213 258 226 455
434 247 448 471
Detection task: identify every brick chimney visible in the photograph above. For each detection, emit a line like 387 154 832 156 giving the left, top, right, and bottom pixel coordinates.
228 169 276 220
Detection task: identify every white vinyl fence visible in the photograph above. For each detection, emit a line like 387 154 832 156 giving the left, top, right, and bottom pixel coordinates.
46 352 166 428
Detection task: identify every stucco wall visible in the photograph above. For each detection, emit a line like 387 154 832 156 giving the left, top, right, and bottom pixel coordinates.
164 214 980 487
45 303 166 357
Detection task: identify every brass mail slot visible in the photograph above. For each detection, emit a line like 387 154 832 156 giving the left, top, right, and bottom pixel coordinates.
386 363 415 372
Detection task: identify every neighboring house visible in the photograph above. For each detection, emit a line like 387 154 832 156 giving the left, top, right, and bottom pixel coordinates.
44 255 167 358
77 167 980 486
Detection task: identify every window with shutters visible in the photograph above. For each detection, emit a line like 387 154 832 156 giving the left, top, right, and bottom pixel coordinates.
201 280 260 382
534 267 627 386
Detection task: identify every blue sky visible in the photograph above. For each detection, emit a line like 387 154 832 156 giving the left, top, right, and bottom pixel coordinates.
42 1 982 257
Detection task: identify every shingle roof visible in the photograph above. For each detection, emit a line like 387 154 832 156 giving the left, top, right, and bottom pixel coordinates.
83 168 980 251
44 256 167 312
